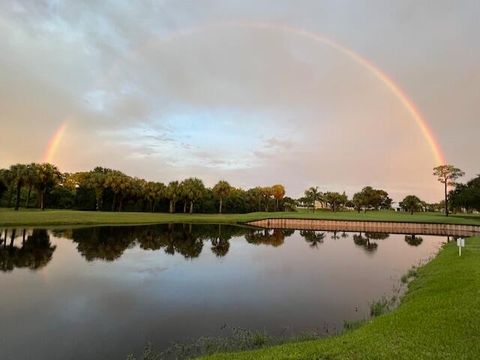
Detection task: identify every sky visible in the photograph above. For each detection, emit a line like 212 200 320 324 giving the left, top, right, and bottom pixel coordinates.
1 0 479 202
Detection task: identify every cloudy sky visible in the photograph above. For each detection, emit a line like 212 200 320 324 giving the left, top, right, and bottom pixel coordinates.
1 0 479 202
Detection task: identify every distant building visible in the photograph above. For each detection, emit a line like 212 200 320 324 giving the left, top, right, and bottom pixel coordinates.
314 200 328 209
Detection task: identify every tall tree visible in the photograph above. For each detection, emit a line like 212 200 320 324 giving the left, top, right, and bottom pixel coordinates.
271 184 286 211
82 167 111 211
144 181 165 212
9 164 28 211
105 170 130 211
166 181 181 213
34 163 61 210
178 181 188 213
24 164 40 208
433 165 465 216
261 186 274 212
213 180 232 214
246 187 264 212
182 178 206 213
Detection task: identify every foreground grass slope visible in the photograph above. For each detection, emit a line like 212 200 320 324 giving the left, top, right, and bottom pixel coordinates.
202 237 480 360
0 208 479 227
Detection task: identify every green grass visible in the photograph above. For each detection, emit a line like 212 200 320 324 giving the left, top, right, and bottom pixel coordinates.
0 208 479 227
200 237 480 359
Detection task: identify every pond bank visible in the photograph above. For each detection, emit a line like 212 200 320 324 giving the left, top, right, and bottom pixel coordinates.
200 236 480 359
248 218 480 236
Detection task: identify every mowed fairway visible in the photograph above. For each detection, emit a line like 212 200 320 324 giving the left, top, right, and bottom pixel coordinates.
1 209 480 227
201 237 480 360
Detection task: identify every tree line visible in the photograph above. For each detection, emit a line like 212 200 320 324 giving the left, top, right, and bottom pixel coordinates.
0 163 289 213
1 163 476 215
0 163 396 213
299 186 393 212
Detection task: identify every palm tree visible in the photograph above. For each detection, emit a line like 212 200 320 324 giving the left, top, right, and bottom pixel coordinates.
178 181 189 213
271 184 286 211
304 186 322 212
105 170 129 211
34 163 61 210
144 181 162 212
182 178 206 213
117 176 133 212
152 182 166 212
246 187 263 212
166 181 181 213
9 164 28 211
24 163 40 208
213 180 232 214
130 177 146 211
261 186 273 212
82 167 111 211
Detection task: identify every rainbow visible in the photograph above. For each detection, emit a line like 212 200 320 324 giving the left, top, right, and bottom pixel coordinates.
43 122 67 163
43 21 446 165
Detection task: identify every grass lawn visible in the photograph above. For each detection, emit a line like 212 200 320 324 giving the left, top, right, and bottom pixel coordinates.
1 208 480 227
200 236 480 360
0 208 479 227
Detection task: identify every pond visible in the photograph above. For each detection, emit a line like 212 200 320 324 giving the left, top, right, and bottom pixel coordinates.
0 224 446 359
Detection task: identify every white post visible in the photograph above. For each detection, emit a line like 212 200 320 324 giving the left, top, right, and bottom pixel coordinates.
457 237 465 257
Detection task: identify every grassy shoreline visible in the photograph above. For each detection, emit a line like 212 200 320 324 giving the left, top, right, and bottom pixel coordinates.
199 237 480 359
1 208 479 227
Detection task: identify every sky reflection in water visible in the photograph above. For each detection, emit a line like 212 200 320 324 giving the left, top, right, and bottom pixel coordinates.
0 224 445 360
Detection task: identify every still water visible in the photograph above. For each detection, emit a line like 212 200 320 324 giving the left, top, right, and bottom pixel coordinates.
0 224 445 359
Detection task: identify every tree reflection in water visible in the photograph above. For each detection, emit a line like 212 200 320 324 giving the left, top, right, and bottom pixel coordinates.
353 232 389 253
405 234 424 246
300 230 326 248
0 225 431 271
0 229 56 272
210 224 231 257
64 224 272 261
245 228 289 247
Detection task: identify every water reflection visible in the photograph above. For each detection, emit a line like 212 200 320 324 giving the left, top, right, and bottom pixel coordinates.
405 234 423 246
65 224 254 260
245 228 291 247
0 226 436 270
352 232 389 253
0 224 447 360
300 230 326 248
0 229 56 272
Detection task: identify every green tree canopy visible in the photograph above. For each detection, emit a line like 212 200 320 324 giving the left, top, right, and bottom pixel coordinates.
213 180 232 213
324 191 348 212
399 195 424 214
